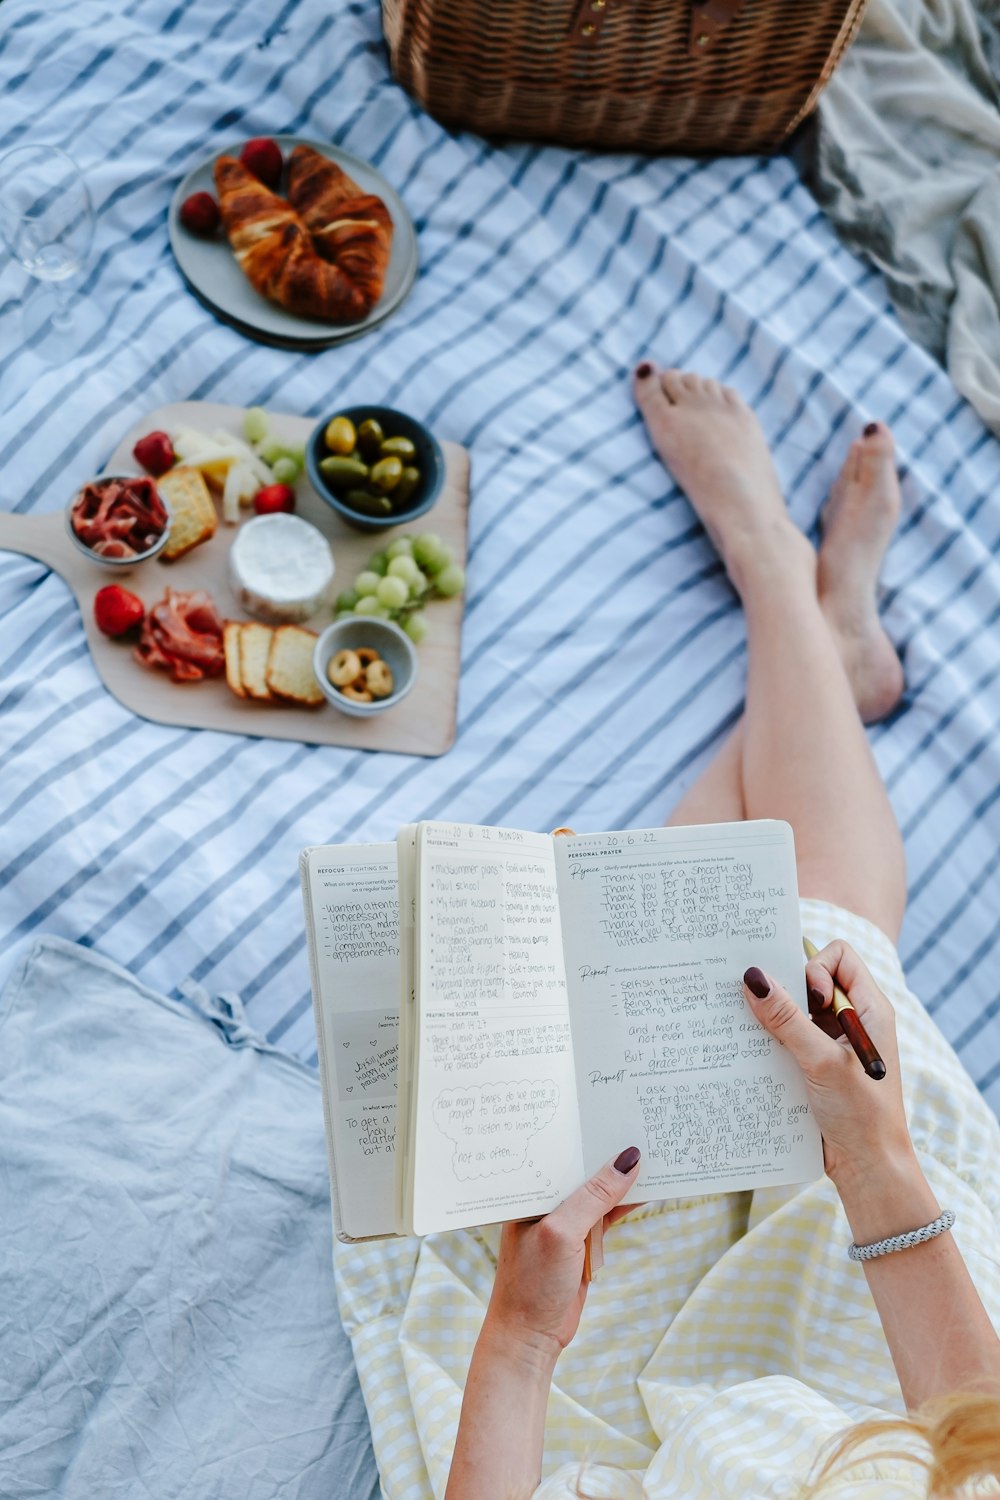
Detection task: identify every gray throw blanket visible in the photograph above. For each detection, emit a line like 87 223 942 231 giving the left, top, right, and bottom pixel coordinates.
804 0 1000 434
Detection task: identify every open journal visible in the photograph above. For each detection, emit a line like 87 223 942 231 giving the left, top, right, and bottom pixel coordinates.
300 819 824 1241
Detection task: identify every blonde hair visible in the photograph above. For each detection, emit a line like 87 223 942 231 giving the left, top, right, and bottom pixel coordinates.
803 1393 1000 1498
565 1392 1000 1500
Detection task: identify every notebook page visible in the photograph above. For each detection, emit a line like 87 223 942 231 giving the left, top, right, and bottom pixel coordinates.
302 844 400 1240
394 825 418 1234
553 821 823 1199
410 822 585 1235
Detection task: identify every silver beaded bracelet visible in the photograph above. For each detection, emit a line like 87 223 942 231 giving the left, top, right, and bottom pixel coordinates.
848 1208 956 1262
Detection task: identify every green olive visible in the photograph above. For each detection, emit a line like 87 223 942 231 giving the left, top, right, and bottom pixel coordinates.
319 455 369 488
356 419 385 462
393 465 422 505
324 415 356 455
369 455 404 493
379 435 417 462
345 489 393 517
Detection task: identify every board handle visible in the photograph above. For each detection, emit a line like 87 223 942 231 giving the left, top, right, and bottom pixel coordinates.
0 511 72 576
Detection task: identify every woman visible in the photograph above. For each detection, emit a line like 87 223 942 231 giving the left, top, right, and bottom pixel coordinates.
335 367 1000 1499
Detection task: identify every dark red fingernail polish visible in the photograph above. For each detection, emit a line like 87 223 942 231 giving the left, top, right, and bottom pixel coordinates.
744 966 771 999
807 986 826 1012
863 421 879 437
635 361 653 379
614 1146 641 1174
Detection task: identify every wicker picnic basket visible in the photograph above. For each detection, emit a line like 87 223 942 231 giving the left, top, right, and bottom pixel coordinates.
381 0 869 155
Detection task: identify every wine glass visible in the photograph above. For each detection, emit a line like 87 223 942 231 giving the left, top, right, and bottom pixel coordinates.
0 145 97 362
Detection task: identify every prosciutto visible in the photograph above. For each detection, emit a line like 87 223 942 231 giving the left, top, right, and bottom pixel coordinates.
134 589 225 683
70 476 168 559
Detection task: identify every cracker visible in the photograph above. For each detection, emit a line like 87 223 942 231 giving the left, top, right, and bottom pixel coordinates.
239 623 275 701
266 625 324 707
223 622 246 698
158 466 217 561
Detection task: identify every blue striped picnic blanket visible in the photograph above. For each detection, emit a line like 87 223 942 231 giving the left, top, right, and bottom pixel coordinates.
2 1 999 1103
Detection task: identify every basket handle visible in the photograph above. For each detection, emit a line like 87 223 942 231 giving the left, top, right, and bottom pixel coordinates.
568 0 747 55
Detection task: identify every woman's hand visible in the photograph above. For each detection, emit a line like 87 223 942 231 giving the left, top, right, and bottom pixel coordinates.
483 1148 642 1362
446 1152 642 1500
742 941 913 1186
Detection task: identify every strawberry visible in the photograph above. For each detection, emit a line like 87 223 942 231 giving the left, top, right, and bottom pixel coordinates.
179 192 220 237
253 483 296 515
239 138 283 190
133 430 176 476
94 585 145 637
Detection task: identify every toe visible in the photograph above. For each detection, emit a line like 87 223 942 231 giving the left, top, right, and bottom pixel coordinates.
634 362 677 441
857 422 897 487
660 368 686 403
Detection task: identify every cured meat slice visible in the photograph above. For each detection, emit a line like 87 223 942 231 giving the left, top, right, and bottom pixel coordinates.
134 588 226 683
71 477 169 558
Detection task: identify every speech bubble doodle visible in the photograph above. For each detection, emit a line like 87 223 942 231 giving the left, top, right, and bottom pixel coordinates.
432 1079 559 1181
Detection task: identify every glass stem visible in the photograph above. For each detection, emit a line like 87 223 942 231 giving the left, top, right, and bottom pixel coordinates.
49 278 75 332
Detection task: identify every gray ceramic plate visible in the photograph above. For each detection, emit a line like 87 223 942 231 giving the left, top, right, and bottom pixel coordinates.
168 135 418 348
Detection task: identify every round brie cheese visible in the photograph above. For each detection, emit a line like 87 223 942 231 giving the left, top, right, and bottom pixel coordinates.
229 514 335 624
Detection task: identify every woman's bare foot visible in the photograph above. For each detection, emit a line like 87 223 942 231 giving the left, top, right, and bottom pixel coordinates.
817 423 904 724
632 363 904 724
632 362 812 593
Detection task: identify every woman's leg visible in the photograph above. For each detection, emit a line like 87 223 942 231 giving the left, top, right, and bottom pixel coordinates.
636 365 907 941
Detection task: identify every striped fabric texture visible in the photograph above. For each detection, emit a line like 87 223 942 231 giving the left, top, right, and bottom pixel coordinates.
2 0 1000 1120
333 900 1000 1499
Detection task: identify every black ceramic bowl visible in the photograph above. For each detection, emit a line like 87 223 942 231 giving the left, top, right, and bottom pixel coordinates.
306 405 445 534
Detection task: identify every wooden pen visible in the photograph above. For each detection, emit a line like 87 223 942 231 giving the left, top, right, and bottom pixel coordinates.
803 936 886 1080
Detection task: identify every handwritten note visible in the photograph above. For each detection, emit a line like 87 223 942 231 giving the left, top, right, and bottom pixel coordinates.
432 1080 561 1180
554 821 822 1195
303 844 401 1239
409 823 584 1233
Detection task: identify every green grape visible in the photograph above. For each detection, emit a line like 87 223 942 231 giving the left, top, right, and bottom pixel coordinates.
271 455 299 484
336 588 360 612
243 406 270 444
409 568 429 597
354 594 383 616
336 608 355 618
258 437 286 465
367 550 389 577
434 563 465 598
376 575 409 610
285 442 306 464
385 536 414 560
412 533 449 573
404 611 428 644
355 570 381 596
387 555 421 586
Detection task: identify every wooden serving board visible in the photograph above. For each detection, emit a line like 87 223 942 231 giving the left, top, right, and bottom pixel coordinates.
0 402 469 757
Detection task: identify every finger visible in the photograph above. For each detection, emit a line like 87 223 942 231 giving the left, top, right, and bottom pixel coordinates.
743 967 845 1074
807 942 894 1030
551 826 576 837
547 1149 641 1244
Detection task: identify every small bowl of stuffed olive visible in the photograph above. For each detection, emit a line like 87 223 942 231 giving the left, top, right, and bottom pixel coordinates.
306 405 445 534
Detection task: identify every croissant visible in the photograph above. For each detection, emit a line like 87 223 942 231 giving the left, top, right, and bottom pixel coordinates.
285 145 393 313
213 156 371 324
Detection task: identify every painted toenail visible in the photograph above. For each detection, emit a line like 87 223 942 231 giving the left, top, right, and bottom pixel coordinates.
635 361 653 379
863 422 879 437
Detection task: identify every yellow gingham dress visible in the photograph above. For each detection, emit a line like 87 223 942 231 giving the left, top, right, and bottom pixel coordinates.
333 901 1000 1499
